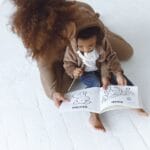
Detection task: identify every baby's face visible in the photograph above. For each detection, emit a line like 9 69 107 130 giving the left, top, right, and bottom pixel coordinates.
77 36 97 53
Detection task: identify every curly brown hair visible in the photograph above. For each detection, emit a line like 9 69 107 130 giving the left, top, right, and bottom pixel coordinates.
10 0 76 59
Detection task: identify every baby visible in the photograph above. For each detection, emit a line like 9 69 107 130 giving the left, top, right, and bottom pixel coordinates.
63 26 148 131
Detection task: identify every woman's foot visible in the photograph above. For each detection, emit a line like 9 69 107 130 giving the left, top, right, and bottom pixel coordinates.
89 113 106 132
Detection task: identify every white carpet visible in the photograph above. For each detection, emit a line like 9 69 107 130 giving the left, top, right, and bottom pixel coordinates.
0 0 150 150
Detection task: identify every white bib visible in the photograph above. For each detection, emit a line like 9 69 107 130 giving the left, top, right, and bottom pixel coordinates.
77 49 99 72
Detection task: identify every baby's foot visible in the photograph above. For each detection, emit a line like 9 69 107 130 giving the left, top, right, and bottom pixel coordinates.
89 113 106 132
135 109 149 116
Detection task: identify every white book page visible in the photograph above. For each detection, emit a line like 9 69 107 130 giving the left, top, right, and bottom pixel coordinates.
99 85 141 113
59 87 100 113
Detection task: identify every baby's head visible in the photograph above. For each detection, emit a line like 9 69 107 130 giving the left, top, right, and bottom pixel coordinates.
76 26 103 53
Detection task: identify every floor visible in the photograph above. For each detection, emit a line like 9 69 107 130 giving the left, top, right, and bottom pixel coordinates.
0 0 150 150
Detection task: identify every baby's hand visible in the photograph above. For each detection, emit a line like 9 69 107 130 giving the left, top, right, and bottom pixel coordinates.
73 67 83 79
102 77 110 90
116 73 127 85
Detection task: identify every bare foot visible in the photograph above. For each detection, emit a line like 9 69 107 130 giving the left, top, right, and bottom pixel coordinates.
135 109 149 116
89 113 106 132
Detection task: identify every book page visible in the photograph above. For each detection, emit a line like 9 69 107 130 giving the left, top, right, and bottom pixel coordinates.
99 85 141 113
59 87 100 113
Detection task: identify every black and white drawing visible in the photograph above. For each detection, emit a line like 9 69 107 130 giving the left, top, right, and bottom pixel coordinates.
69 91 92 105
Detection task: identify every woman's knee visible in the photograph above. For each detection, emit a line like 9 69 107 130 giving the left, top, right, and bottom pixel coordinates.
107 30 134 61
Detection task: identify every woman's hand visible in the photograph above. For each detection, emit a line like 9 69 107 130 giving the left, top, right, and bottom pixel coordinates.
52 92 69 107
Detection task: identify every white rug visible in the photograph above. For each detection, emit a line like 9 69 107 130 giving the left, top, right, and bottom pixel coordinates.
0 0 150 150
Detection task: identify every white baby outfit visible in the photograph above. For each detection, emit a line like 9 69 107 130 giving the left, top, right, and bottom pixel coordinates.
76 49 99 72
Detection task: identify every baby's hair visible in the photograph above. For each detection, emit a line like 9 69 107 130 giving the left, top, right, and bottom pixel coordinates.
76 26 104 41
77 26 99 39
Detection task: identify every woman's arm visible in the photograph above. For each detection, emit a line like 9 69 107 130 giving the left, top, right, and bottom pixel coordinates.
37 57 57 100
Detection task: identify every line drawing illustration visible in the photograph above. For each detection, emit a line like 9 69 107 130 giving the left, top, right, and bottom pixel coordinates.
69 91 92 105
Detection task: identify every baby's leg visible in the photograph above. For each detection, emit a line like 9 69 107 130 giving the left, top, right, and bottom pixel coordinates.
89 113 106 131
134 108 149 116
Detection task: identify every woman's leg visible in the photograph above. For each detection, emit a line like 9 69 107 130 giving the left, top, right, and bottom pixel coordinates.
106 29 133 61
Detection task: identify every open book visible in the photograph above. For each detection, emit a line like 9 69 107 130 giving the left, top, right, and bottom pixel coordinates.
59 85 143 113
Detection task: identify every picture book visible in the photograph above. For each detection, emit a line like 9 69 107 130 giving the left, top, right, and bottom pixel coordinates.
59 85 142 113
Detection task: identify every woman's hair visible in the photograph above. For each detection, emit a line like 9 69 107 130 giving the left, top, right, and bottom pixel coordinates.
10 0 76 59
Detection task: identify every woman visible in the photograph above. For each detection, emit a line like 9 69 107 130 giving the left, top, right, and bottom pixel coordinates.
11 0 134 130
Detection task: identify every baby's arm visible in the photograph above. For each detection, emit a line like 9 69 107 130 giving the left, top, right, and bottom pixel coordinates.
73 67 84 79
63 46 79 78
102 38 123 76
101 37 127 87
